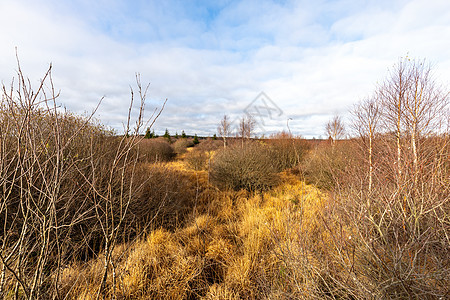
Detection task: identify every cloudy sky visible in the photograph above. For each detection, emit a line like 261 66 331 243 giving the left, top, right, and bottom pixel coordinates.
1 0 449 138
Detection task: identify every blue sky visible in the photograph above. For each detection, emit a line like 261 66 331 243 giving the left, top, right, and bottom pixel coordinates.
1 0 450 137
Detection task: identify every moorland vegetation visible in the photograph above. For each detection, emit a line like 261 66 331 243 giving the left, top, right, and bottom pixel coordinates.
0 57 448 299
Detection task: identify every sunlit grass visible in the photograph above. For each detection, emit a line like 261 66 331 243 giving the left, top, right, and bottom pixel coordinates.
60 168 334 299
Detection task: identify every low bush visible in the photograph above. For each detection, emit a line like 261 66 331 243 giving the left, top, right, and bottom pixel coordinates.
0 101 141 296
0 62 165 298
301 140 359 189
130 163 204 231
210 142 280 192
266 133 310 171
195 138 223 152
173 138 194 154
138 138 175 162
184 149 208 171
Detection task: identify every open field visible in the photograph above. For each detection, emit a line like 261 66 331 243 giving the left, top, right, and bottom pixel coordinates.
0 58 449 299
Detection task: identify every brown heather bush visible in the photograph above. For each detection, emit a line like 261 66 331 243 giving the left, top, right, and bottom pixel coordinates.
185 149 208 171
302 140 361 190
138 137 175 162
0 60 168 298
210 142 280 192
266 131 311 171
173 138 194 154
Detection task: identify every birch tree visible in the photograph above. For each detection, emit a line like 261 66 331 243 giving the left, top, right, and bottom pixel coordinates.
217 115 231 148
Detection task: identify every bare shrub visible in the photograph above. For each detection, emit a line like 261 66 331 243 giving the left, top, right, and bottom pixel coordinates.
173 138 194 154
210 142 280 192
130 164 201 231
0 65 122 298
185 150 208 171
0 59 162 298
267 131 310 171
138 138 174 162
302 140 360 190
325 58 450 298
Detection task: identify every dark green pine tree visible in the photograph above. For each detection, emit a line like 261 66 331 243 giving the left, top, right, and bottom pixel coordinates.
181 130 187 138
163 128 171 142
193 134 199 145
212 133 217 140
163 129 170 138
144 127 151 139
175 131 179 139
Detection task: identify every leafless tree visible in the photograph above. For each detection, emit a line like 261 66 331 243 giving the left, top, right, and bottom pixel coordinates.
377 57 413 180
239 114 256 147
352 97 381 193
325 115 345 146
331 57 450 298
401 60 449 181
217 115 231 148
377 57 450 183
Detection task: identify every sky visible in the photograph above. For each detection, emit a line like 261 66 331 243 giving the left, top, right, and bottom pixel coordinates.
1 0 450 138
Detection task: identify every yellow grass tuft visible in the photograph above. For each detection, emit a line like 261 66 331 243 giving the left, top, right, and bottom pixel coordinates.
60 173 337 299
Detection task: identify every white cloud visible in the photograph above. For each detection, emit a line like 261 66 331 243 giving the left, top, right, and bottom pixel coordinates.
1 0 449 138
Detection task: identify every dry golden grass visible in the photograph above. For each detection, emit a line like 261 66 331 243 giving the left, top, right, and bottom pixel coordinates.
59 169 337 299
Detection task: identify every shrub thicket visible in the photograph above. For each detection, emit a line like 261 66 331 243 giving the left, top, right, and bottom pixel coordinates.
302 140 360 190
210 142 280 192
266 132 310 171
173 138 194 154
138 138 175 162
185 149 208 171
0 62 164 298
311 58 450 298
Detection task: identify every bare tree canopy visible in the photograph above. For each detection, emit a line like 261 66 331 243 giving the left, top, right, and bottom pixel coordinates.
352 97 381 192
218 114 231 148
377 57 450 178
378 57 449 137
239 114 256 139
325 115 345 145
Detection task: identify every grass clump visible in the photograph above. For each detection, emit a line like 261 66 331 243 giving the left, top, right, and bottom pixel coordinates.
60 174 336 299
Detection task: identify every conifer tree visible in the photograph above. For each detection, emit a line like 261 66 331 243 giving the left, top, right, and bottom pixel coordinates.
145 127 151 139
164 128 171 142
193 134 199 145
164 129 170 138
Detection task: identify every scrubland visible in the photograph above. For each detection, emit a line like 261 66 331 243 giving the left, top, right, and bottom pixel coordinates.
1 58 449 299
